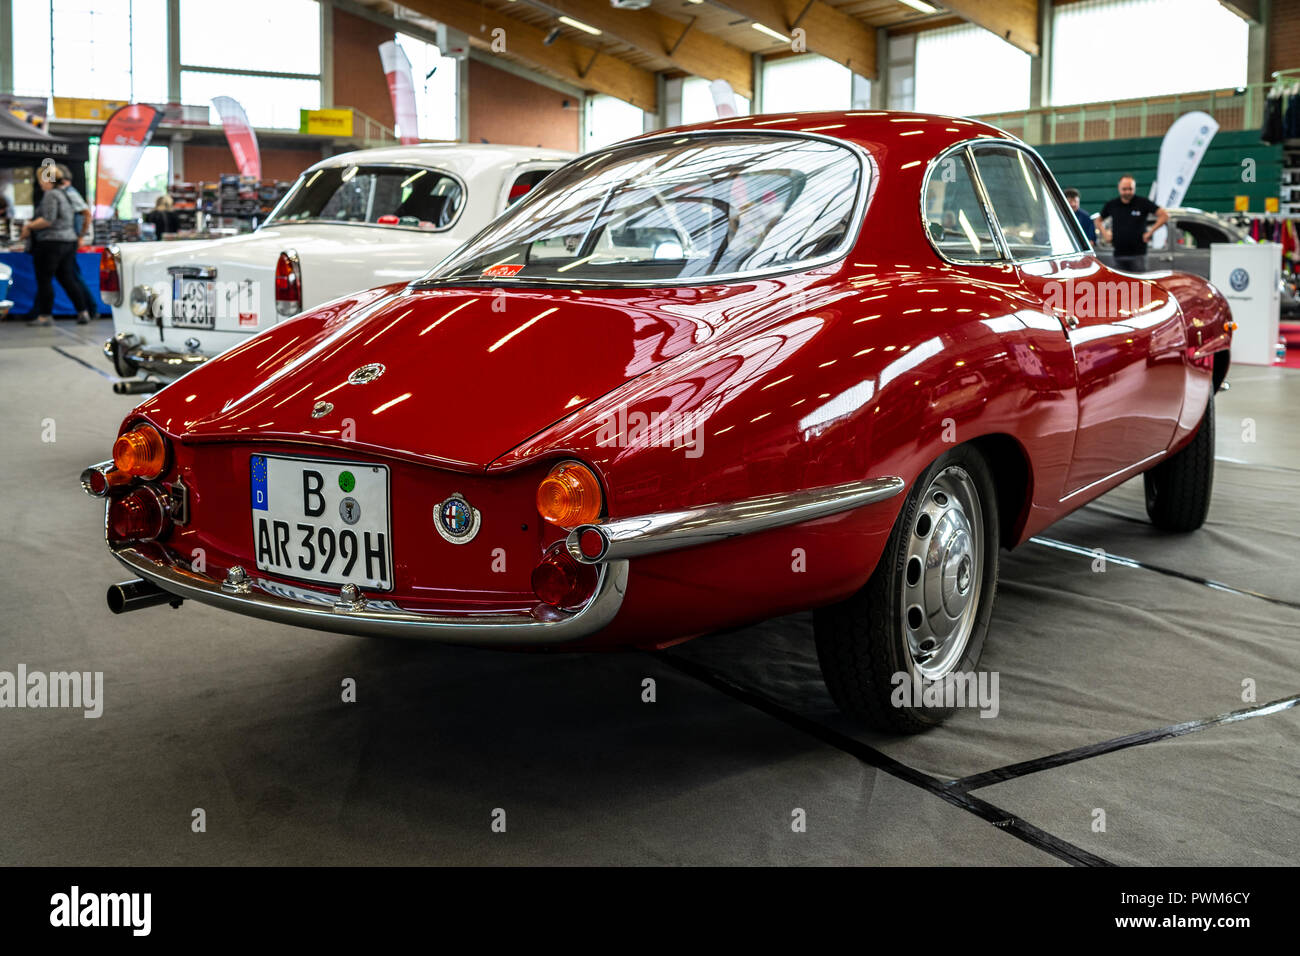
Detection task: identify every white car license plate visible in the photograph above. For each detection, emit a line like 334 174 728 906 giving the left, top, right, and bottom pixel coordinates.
250 455 393 591
172 275 216 329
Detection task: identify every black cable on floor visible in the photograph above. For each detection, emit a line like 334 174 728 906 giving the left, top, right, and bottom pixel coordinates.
51 345 115 380
654 651 1116 867
949 694 1300 793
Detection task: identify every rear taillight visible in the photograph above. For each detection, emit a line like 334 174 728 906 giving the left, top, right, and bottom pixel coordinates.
531 543 599 611
99 245 122 306
108 488 168 542
112 424 169 479
275 250 301 316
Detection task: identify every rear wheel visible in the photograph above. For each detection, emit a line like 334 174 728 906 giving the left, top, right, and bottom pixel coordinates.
1144 394 1215 532
814 445 1000 733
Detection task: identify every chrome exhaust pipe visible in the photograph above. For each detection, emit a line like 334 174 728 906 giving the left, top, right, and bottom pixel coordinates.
107 578 181 614
113 379 161 395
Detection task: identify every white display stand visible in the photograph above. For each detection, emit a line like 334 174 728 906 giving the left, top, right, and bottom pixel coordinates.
1210 242 1281 366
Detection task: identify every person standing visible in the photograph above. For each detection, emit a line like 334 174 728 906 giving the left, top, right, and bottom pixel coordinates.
1096 175 1168 272
144 194 179 237
1063 188 1096 243
20 164 91 326
56 165 92 246
55 164 99 323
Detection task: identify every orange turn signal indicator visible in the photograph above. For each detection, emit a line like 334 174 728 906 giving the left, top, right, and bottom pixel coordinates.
112 424 168 479
536 462 603 528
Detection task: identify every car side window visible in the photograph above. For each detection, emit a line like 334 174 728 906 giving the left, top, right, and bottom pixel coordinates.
922 151 1002 262
1176 221 1230 248
505 168 554 208
971 146 1082 260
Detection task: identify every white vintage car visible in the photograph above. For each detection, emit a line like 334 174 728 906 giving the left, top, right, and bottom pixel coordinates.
100 143 574 391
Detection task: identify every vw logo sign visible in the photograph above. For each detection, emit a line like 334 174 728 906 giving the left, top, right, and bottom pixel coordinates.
1229 268 1249 292
434 492 481 544
347 363 386 385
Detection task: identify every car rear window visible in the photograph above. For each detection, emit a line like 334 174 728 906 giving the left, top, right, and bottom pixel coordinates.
267 165 464 230
425 134 863 285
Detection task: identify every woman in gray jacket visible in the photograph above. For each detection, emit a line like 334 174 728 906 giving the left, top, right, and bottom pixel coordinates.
21 164 95 326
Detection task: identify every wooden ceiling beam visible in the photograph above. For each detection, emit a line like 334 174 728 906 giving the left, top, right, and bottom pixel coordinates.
716 0 877 78
399 0 659 109
542 0 754 98
939 0 1039 57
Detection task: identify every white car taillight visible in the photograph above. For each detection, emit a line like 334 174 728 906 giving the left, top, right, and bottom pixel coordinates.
275 250 301 317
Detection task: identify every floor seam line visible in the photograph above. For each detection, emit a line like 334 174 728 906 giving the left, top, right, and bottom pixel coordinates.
947 693 1300 794
653 651 1114 867
1028 535 1300 610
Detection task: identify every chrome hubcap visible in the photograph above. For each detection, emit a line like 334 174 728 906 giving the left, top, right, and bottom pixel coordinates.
901 466 984 680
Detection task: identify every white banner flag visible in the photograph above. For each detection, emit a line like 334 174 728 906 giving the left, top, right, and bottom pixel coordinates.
379 40 420 145
709 79 738 119
1149 111 1218 249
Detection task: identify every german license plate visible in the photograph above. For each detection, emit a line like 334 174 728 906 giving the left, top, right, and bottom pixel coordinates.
172 275 216 329
250 455 392 590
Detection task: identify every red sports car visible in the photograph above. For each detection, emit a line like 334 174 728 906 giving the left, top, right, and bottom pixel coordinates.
82 111 1233 731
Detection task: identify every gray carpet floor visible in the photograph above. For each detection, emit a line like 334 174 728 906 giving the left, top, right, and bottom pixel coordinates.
1 318 1295 865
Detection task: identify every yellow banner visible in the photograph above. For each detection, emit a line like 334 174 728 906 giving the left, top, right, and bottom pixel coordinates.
1233 195 1249 212
299 109 354 137
54 97 129 121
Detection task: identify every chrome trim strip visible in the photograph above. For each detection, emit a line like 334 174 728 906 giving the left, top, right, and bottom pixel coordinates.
566 476 905 565
108 541 630 646
1059 450 1166 503
167 265 217 280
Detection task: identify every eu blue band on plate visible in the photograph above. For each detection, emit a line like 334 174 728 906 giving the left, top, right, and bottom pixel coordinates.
251 455 268 511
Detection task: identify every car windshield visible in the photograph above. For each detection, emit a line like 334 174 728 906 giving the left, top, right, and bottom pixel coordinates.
424 134 863 285
266 164 464 229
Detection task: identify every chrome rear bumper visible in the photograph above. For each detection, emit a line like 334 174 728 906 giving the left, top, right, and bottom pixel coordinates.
89 460 903 644
105 332 209 380
110 543 631 646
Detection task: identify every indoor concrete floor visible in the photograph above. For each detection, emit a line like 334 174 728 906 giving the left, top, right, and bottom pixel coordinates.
1 317 1296 866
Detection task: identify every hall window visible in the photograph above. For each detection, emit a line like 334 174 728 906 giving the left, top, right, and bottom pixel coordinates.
680 76 751 124
585 95 645 151
761 55 851 113
1051 0 1248 107
11 0 168 104
914 23 1031 117
179 0 322 129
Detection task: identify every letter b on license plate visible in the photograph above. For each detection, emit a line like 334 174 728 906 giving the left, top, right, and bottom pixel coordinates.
250 455 393 590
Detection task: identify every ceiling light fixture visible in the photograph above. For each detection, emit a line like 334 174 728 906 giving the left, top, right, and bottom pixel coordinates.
558 15 602 35
751 22 788 42
898 0 939 13
544 26 562 45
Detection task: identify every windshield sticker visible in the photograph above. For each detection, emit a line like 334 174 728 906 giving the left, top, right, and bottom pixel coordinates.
482 263 524 278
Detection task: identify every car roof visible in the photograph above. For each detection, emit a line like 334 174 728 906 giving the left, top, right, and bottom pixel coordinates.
309 143 577 176
630 109 1020 155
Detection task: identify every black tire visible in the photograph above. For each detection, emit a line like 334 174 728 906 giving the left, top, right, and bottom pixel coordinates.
814 445 1000 733
1144 393 1215 533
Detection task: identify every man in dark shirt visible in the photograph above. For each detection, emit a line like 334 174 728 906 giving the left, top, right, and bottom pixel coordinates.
1097 175 1168 272
1063 188 1096 243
